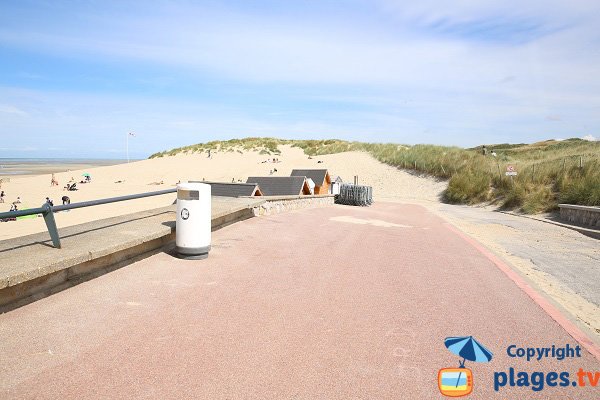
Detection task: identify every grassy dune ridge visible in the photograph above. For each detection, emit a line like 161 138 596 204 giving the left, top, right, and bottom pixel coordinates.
149 137 600 213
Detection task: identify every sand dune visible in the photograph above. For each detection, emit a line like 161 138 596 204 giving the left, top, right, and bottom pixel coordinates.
2 144 598 343
0 145 445 240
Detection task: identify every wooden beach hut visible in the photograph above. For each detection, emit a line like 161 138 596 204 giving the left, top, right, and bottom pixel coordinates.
329 175 343 195
290 169 331 195
192 181 263 197
246 176 312 196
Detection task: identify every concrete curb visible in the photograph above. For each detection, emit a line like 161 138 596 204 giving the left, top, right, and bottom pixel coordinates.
0 195 334 313
443 222 600 362
0 199 261 313
498 210 600 240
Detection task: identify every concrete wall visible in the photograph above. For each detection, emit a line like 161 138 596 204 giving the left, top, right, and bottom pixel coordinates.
559 204 600 228
0 198 263 313
0 195 333 311
251 195 335 216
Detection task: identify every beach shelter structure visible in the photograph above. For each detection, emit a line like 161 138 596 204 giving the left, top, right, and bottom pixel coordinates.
329 175 343 195
290 169 331 195
193 181 263 197
246 176 312 196
306 178 315 195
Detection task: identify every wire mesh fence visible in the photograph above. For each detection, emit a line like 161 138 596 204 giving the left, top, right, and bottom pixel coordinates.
335 184 373 206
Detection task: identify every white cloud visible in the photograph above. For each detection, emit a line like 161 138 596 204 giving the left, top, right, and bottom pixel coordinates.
582 134 597 141
0 104 27 116
0 2 598 89
373 0 600 27
0 1 599 153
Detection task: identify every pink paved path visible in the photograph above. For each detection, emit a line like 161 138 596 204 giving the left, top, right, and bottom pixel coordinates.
0 203 598 399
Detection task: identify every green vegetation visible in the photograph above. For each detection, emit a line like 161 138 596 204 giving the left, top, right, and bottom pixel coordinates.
149 137 600 212
149 138 283 158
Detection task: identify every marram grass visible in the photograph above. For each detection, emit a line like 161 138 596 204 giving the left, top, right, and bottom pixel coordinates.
149 137 600 213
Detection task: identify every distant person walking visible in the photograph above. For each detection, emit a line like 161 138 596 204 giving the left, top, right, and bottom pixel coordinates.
0 190 4 203
51 173 59 186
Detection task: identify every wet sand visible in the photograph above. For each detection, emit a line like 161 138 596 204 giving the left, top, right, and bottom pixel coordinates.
0 159 130 179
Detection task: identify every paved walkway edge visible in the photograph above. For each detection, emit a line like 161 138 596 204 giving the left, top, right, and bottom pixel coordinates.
0 195 336 313
443 222 600 361
498 210 600 240
0 206 256 313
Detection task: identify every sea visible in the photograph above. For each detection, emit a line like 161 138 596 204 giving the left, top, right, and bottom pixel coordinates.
0 158 136 177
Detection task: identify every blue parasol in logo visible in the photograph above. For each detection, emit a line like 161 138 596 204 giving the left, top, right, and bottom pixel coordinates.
444 336 493 388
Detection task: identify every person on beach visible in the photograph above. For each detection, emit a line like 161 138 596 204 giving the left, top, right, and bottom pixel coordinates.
51 173 59 186
0 190 4 203
62 196 70 205
45 197 54 206
14 196 22 204
10 204 18 212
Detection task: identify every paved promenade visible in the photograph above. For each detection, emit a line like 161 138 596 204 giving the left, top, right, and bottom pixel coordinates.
0 203 598 399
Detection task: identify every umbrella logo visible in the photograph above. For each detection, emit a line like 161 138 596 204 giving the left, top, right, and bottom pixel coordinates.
438 336 493 397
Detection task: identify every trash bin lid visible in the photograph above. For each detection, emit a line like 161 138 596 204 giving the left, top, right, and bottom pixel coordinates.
177 182 209 200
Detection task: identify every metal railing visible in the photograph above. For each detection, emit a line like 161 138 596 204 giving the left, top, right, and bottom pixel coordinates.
0 188 176 249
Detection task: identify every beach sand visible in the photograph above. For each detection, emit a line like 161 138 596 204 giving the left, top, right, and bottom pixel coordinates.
1 145 597 341
0 159 129 178
0 145 445 241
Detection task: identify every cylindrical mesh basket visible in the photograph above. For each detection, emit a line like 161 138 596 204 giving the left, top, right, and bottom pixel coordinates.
335 184 373 206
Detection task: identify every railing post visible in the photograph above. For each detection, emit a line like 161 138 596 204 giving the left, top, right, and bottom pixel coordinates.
42 204 61 249
0 188 177 249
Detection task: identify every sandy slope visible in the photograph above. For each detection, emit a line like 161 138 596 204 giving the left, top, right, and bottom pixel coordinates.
1 145 597 342
0 145 445 240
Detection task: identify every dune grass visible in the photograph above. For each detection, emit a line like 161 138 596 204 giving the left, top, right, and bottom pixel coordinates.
149 137 600 212
149 137 283 158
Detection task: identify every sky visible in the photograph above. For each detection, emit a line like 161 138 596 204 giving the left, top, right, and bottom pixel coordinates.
1 0 599 158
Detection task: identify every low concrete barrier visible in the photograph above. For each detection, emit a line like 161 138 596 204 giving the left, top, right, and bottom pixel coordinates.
558 204 600 228
0 194 335 312
247 195 335 216
0 197 263 312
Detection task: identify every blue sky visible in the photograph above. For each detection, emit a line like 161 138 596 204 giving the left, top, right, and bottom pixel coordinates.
1 0 599 158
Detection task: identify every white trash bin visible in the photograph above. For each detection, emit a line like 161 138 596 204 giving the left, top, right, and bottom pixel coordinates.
176 182 211 259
